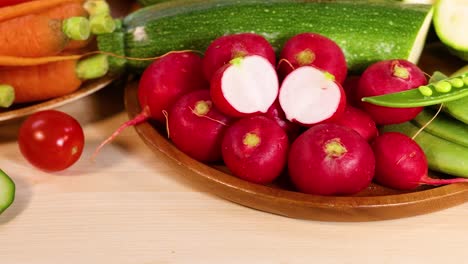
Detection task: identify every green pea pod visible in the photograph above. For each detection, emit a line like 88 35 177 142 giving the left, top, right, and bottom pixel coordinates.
382 122 468 178
443 66 468 124
412 109 468 148
362 72 468 108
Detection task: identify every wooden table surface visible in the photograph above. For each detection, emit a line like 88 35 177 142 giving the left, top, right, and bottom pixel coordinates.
1 81 468 264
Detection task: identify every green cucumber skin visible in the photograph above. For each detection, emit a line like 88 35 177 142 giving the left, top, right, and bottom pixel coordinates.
115 0 432 71
383 122 468 178
413 109 468 148
0 169 15 214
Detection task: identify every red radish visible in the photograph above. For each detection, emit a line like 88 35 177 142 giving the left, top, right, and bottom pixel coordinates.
138 51 209 123
210 55 279 118
168 90 232 163
278 32 348 84
356 59 426 125
288 123 375 196
264 100 301 141
372 132 468 191
330 105 378 142
279 65 346 126
203 33 276 81
222 116 289 184
91 51 208 159
342 75 361 107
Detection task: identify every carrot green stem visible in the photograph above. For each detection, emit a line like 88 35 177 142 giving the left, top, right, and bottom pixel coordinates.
84 0 111 16
75 54 109 80
0 84 15 108
62 17 91 41
90 13 116 35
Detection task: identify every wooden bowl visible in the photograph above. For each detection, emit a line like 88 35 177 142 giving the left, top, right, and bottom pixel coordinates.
124 44 468 222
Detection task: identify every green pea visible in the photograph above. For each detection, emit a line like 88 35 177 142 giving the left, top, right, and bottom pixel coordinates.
463 76 468 86
434 81 452 93
449 78 464 88
418 85 433 96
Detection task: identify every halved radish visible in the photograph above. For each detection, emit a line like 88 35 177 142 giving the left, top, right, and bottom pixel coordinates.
202 33 276 81
279 66 346 126
210 55 279 118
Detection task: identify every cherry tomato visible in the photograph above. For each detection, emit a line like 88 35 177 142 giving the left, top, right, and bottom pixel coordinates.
18 110 85 172
0 0 32 8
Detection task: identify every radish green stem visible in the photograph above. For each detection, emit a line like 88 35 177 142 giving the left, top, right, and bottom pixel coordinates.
296 49 315 65
194 101 211 116
0 85 14 108
76 54 109 80
393 64 409 79
325 139 347 158
62 17 91 41
243 133 261 148
90 13 116 35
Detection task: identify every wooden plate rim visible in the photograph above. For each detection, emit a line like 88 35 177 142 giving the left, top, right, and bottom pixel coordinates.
0 76 115 123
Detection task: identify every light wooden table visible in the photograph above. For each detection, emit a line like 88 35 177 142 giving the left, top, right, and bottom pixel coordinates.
1 84 468 264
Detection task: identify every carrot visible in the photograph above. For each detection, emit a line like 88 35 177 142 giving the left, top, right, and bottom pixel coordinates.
41 2 93 51
41 2 87 20
0 54 84 67
0 0 84 23
0 54 108 103
0 60 82 103
0 14 68 57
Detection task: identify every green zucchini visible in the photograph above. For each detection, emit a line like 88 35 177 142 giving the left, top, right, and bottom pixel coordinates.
433 0 468 61
0 169 15 214
382 122 468 177
99 0 433 72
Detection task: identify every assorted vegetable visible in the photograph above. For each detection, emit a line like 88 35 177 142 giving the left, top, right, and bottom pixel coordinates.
3 0 468 218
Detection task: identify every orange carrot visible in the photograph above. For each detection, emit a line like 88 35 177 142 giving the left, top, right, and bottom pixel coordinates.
41 1 87 20
0 54 84 67
0 14 68 57
0 60 82 103
40 2 93 51
0 0 84 23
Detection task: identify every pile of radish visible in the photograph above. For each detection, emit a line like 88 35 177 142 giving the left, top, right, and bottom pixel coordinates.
109 32 468 196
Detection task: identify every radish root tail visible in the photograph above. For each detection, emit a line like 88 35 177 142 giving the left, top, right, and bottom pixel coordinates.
90 106 151 161
162 110 170 139
412 104 443 140
277 58 295 71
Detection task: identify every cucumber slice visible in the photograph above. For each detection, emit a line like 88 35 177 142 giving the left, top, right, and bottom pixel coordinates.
433 0 468 60
0 169 15 214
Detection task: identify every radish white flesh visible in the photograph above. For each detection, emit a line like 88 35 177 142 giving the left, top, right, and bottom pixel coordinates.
279 66 345 126
212 55 279 117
